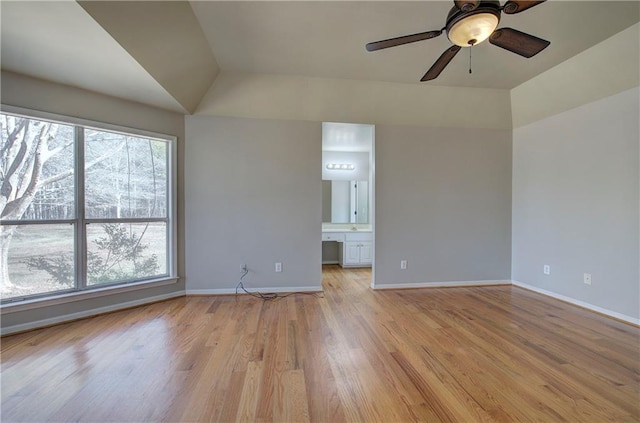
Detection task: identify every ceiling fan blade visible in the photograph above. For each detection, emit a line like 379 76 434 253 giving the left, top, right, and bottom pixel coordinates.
454 0 479 12
421 45 462 81
366 30 442 52
489 28 550 58
502 0 546 14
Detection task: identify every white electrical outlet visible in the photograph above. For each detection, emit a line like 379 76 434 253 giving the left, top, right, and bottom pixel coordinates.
584 273 592 285
543 265 550 275
275 262 282 273
400 260 407 270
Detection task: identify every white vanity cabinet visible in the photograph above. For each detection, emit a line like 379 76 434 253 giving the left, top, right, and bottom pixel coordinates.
321 227 373 268
343 241 373 266
321 232 345 242
340 232 372 267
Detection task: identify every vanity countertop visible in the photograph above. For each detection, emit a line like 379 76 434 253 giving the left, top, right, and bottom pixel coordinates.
322 228 372 233
322 224 372 233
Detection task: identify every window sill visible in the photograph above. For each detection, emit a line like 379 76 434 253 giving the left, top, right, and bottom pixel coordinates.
0 277 180 314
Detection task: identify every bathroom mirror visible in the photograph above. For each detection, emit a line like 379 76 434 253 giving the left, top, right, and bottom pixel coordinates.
322 180 369 224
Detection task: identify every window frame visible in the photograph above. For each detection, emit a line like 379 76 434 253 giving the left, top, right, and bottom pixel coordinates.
0 105 178 308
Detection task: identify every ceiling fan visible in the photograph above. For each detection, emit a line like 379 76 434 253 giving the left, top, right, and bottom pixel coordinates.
365 0 550 81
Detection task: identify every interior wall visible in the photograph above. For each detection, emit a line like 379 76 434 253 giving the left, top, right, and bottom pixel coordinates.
512 87 639 322
197 71 512 130
185 115 322 292
0 71 186 331
374 124 512 287
511 23 640 128
4 19 637 330
322 180 332 222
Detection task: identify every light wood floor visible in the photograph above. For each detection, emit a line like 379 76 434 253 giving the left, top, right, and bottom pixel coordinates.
1 265 639 422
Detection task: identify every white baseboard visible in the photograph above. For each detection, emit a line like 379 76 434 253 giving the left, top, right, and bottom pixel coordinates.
5 279 635 335
512 280 640 326
1 291 185 336
372 280 511 290
186 286 323 295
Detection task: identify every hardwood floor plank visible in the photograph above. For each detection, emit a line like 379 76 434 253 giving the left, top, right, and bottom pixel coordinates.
1 265 638 422
235 360 264 423
273 369 310 423
254 302 284 422
297 296 347 423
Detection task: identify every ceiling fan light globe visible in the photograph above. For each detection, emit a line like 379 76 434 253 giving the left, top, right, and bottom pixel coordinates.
447 12 499 47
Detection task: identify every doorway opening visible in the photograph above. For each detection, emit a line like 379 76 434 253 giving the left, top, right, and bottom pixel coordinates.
321 122 374 287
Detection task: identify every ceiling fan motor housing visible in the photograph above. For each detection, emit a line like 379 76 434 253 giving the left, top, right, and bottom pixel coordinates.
446 0 501 47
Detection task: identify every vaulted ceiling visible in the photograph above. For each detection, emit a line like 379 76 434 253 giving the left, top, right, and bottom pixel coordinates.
1 1 638 114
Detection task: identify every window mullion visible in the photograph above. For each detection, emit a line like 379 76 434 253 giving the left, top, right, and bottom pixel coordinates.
76 126 87 290
84 218 168 224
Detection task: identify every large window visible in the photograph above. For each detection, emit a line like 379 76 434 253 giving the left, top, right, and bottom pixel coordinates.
0 111 175 302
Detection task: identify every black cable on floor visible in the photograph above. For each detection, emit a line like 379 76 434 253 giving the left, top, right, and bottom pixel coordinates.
235 269 323 301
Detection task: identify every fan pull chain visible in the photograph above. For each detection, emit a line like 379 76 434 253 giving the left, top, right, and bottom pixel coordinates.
469 44 472 74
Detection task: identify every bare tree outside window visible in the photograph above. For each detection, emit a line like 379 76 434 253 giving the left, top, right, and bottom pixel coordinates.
1 113 170 301
1 115 75 298
84 129 168 285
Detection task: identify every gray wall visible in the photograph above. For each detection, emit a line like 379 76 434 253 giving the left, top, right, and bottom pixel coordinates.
512 87 639 320
374 124 512 285
322 180 332 222
1 71 186 331
185 115 322 291
4 69 636 330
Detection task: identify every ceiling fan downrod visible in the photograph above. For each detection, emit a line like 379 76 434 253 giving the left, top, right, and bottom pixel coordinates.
468 39 475 74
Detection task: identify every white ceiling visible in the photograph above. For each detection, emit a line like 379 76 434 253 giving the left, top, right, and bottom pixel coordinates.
191 1 639 89
0 1 185 113
1 1 638 112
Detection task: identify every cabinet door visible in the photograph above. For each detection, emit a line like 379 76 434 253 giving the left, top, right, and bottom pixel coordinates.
359 241 373 265
344 242 361 265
